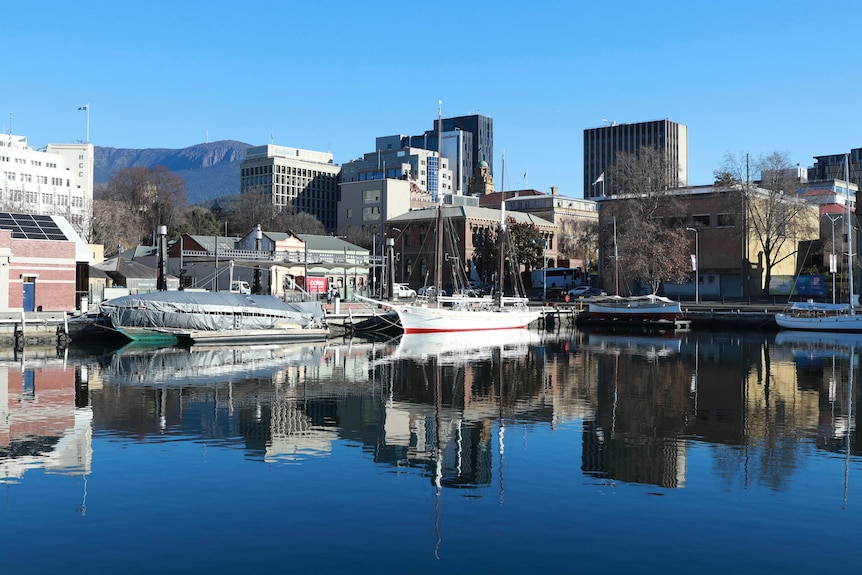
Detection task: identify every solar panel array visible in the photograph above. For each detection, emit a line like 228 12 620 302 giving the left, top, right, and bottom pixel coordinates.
0 213 68 241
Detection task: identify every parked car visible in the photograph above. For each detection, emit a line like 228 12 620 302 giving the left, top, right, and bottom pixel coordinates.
393 283 417 298
417 285 447 297
567 286 606 298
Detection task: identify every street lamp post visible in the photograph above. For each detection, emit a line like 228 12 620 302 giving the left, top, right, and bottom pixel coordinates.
686 227 699 303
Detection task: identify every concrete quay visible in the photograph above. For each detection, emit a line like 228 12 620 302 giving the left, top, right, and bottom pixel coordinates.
539 300 786 331
0 311 73 347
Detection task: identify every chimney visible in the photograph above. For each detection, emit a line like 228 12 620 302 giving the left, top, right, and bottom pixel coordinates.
550 186 558 196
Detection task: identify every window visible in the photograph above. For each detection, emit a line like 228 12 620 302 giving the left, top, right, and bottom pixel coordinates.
363 189 380 204
363 206 380 221
692 214 710 226
717 213 735 227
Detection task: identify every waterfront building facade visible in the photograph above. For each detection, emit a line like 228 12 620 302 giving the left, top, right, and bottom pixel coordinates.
0 135 94 240
583 119 688 199
0 213 90 312
596 184 820 300
240 145 341 232
384 205 556 290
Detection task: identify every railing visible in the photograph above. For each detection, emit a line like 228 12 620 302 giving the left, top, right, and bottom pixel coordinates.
181 250 383 266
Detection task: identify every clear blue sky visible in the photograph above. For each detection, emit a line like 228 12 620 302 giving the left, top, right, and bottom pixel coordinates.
3 0 860 198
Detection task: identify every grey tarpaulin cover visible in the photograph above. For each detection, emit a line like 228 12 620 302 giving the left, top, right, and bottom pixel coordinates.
99 291 324 331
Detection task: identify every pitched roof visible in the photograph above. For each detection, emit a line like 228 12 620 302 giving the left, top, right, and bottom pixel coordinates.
388 205 555 227
296 234 367 253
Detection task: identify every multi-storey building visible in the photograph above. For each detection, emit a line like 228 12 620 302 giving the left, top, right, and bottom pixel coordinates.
583 119 688 199
240 145 341 232
375 113 493 197
339 146 452 202
0 135 94 239
808 148 862 190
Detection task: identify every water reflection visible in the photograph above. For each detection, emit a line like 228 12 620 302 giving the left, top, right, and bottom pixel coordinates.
0 328 859 497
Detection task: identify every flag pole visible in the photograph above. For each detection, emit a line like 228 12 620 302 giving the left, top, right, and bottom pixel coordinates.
78 104 90 143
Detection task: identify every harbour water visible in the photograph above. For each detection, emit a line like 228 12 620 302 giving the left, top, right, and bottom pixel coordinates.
1 328 861 574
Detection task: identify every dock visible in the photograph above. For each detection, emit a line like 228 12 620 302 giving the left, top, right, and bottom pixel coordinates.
174 327 330 346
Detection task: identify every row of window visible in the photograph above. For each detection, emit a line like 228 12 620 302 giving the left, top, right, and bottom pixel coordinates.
0 189 84 206
1 156 59 169
4 172 71 186
688 213 735 227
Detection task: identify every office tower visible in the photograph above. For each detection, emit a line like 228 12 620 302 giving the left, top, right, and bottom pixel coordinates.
583 119 688 198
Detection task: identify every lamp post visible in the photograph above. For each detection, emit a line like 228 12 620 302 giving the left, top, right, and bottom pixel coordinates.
686 227 699 303
541 238 547 298
253 224 262 294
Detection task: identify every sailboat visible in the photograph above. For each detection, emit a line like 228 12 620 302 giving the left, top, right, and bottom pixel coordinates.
776 152 859 331
361 200 542 333
358 104 541 334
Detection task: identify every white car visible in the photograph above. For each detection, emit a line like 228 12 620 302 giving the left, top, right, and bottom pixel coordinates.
393 283 417 298
567 286 606 298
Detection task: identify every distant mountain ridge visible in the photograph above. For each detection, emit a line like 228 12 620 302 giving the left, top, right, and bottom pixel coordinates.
94 140 252 204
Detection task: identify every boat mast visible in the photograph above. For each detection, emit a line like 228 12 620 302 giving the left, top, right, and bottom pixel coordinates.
435 100 444 307
498 200 506 308
847 153 854 308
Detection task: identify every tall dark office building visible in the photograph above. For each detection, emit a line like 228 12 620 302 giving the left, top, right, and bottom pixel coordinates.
583 119 688 199
809 148 862 188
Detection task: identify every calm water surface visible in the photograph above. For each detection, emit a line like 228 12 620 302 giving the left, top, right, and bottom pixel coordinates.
1 328 861 574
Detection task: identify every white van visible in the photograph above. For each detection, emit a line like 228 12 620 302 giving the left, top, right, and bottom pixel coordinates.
231 280 251 294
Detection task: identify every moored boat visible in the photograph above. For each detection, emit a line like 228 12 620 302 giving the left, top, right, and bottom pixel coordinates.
585 294 683 322
775 154 857 333
91 291 327 344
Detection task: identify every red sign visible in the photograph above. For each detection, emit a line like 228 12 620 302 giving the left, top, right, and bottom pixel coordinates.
305 276 328 293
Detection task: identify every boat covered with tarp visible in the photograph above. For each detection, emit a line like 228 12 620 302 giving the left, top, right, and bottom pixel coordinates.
95 291 326 342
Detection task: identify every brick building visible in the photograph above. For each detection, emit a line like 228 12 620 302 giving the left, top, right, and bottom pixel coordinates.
0 213 87 312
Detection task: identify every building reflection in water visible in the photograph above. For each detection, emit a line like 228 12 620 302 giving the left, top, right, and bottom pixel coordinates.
0 328 859 497
0 346 92 511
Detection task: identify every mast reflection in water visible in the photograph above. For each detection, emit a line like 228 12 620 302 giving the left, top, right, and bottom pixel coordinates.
0 329 860 574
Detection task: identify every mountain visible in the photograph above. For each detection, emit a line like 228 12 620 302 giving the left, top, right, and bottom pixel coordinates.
94 140 252 205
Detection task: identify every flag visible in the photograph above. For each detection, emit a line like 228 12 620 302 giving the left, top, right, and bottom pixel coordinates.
78 104 89 111
592 172 605 186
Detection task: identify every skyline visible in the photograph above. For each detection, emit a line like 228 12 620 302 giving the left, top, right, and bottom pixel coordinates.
3 0 861 200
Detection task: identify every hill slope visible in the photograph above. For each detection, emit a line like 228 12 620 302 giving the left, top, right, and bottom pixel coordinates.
95 140 252 204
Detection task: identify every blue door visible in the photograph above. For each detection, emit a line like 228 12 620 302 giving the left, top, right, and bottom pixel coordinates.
23 282 35 311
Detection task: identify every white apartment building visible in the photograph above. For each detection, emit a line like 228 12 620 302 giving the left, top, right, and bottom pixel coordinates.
340 145 453 203
0 135 94 239
240 145 341 232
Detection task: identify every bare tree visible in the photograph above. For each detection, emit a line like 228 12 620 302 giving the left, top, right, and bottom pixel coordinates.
716 150 819 292
99 166 188 242
276 210 327 235
225 190 280 234
176 206 221 237
559 218 599 271
90 198 144 256
342 224 376 249
604 146 690 294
